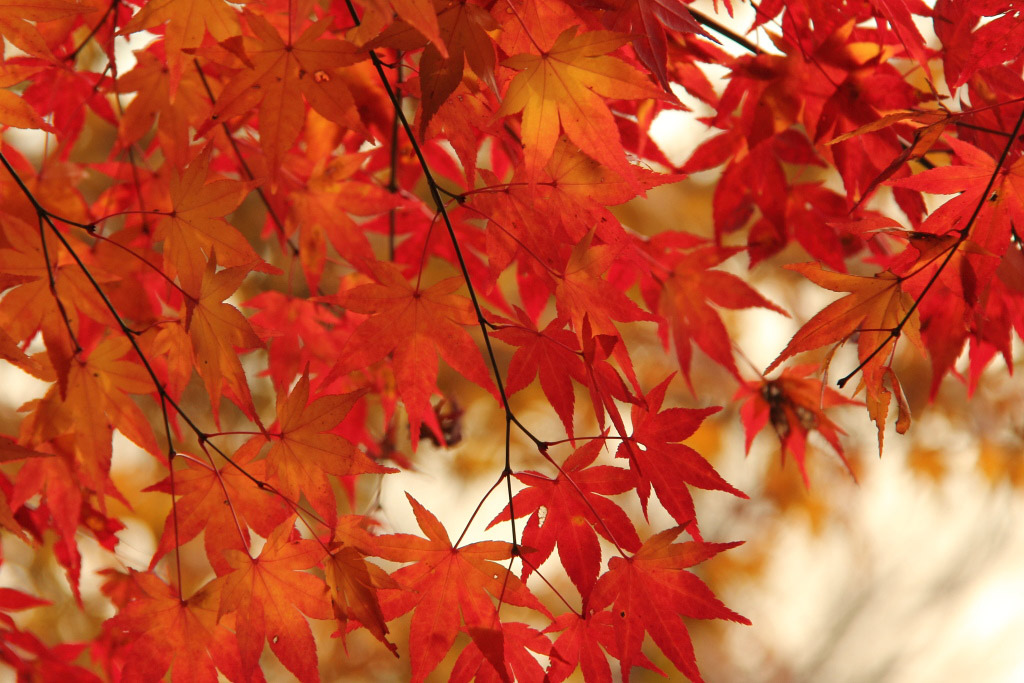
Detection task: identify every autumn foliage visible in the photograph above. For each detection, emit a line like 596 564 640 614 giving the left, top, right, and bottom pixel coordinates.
1 0 1024 680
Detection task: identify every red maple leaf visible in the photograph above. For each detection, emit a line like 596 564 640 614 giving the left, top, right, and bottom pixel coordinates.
324 260 498 444
589 526 750 682
616 377 746 536
490 309 586 440
373 494 549 683
545 609 661 682
449 621 553 683
641 240 787 385
737 364 861 484
488 438 641 600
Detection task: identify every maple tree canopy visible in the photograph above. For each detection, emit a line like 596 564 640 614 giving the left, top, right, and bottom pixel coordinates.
1 0 1024 680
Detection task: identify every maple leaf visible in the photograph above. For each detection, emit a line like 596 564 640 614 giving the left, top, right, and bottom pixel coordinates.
473 139 665 276
878 137 1024 395
601 0 709 91
116 48 211 168
184 255 261 422
145 438 290 574
324 260 498 445
497 27 664 183
0 217 110 392
766 263 923 450
0 0 95 60
946 2 1024 88
103 570 253 683
20 61 117 153
641 241 788 385
0 63 57 132
589 526 750 683
556 231 655 388
347 0 445 57
264 370 395 523
0 475 25 539
210 519 331 683
615 377 746 536
62 335 159 487
449 621 553 683
890 137 1024 248
244 290 346 391
13 335 157 502
737 364 861 484
119 0 239 91
287 151 398 290
153 146 259 292
200 11 367 187
827 107 956 205
324 525 399 655
370 0 497 134
0 607 100 683
868 0 933 76
577 315 638 436
488 438 642 600
545 609 661 682
10 447 88 598
490 309 586 440
0 435 49 463
374 494 549 683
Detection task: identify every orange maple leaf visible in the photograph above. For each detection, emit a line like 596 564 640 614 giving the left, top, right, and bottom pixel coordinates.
324 523 399 655
146 438 290 575
184 256 261 422
119 0 240 92
0 216 110 392
325 260 497 445
0 63 57 132
497 27 663 183
287 152 397 290
116 50 210 168
264 370 395 523
63 336 159 488
211 519 331 683
766 263 922 450
369 0 495 133
153 147 259 292
0 0 95 60
348 0 445 58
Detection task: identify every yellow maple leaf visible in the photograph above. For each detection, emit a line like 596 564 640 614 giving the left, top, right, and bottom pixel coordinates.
497 28 662 184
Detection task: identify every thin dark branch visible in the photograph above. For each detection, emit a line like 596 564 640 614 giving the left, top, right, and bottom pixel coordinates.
388 54 403 262
689 8 763 55
340 0 544 454
66 0 119 61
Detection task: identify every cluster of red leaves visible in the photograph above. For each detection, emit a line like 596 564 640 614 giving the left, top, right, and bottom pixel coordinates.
1 0 1024 680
